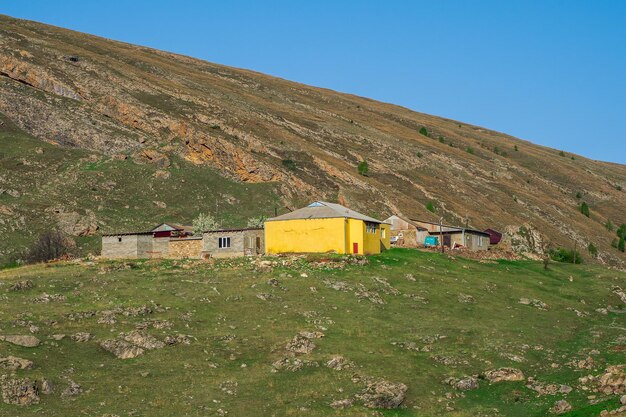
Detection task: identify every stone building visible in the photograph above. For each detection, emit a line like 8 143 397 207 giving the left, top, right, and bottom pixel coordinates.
202 228 264 258
101 225 265 259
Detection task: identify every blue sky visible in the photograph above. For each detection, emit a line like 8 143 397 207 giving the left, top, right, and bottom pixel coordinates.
2 1 625 163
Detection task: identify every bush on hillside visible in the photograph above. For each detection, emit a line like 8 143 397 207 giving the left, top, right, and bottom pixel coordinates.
281 159 297 171
425 201 436 213
619 236 625 253
549 247 582 264
193 213 220 233
25 229 75 263
587 243 598 258
605 219 614 232
579 202 590 217
357 160 369 176
418 127 429 137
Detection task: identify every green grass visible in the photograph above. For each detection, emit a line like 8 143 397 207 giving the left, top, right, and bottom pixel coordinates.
1 248 624 416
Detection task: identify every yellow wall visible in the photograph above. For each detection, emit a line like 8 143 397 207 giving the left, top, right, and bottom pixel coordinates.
265 218 348 254
380 224 391 251
265 217 390 255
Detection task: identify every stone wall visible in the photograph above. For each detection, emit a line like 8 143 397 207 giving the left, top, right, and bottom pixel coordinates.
168 238 203 259
101 234 154 258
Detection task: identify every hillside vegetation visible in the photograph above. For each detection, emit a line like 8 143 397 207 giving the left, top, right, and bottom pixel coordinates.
1 14 626 264
0 249 625 416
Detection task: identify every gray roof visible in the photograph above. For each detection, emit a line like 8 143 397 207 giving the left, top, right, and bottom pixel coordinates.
266 201 385 224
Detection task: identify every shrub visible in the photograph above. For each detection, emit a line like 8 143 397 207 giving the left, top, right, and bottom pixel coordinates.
193 213 220 233
617 224 626 239
605 219 614 232
559 151 566 157
246 215 267 228
579 202 590 217
425 201 436 213
612 238 619 248
438 137 445 144
514 145 519 152
416 151 423 158
281 159 297 171
549 248 582 264
619 236 626 253
466 147 474 155
587 243 598 258
419 127 429 137
25 229 75 263
575 191 582 199
357 160 369 176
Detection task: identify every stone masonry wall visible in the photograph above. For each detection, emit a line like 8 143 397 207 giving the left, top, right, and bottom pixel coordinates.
168 238 203 259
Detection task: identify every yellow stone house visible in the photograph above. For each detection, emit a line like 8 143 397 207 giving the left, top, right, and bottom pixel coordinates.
264 201 390 255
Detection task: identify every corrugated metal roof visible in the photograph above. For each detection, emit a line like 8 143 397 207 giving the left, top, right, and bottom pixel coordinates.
202 227 263 234
102 231 153 237
266 201 385 224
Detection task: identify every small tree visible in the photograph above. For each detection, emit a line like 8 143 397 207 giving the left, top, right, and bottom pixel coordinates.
587 243 598 258
575 191 582 199
193 213 220 233
466 147 475 155
26 229 74 263
357 160 369 176
419 127 429 137
425 201 436 213
617 224 626 239
605 219 614 232
619 236 625 253
579 202 590 217
514 145 519 152
246 215 267 228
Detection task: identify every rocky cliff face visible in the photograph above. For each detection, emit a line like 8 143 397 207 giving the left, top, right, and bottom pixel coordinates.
1 14 625 263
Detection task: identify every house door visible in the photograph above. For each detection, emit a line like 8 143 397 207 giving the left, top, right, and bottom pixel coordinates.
443 235 451 247
353 242 359 254
256 237 261 254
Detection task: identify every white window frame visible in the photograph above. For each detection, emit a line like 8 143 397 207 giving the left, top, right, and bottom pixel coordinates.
218 237 231 249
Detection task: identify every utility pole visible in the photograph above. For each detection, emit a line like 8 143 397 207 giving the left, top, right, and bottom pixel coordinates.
439 217 444 253
573 239 577 264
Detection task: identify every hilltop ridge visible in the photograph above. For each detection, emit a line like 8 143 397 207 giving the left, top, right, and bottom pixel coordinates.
1 14 625 263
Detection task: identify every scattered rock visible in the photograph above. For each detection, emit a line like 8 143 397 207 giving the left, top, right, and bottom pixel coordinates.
0 335 40 347
0 356 34 371
256 293 274 301
597 365 626 395
458 293 475 303
326 355 353 371
164 334 193 345
100 339 145 359
71 332 93 342
32 293 66 303
286 334 316 355
61 380 82 399
484 367 525 383
446 376 479 391
39 379 53 395
519 298 549 310
551 400 572 414
330 398 353 409
9 280 34 292
0 375 39 405
122 331 164 350
272 357 319 372
356 380 407 409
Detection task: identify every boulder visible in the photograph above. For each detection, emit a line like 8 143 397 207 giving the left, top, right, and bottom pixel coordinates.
326 355 353 371
597 365 626 395
286 334 316 355
484 367 525 383
70 332 93 342
551 400 572 414
100 339 145 359
446 376 479 391
122 331 164 350
9 280 34 291
356 380 407 409
0 375 39 405
39 379 54 395
0 335 40 347
61 380 82 399
0 356 34 370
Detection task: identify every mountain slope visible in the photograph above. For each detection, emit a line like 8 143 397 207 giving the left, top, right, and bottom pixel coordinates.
1 14 625 263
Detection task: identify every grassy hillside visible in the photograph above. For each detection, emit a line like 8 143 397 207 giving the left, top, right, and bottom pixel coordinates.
1 14 626 264
1 249 625 416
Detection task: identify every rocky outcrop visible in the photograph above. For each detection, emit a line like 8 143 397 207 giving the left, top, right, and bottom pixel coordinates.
0 356 34 370
356 380 407 409
502 224 545 259
0 335 40 347
484 367 525 383
0 375 39 405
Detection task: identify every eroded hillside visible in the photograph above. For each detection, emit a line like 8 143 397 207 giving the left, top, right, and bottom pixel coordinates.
1 14 625 263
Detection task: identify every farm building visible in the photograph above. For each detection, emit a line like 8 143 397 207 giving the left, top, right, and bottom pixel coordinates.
265 201 390 255
101 224 265 259
385 216 491 251
202 228 264 258
410 219 490 251
384 215 429 247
